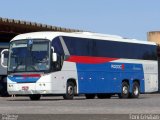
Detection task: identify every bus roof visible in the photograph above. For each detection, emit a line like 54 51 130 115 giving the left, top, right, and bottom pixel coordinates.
11 31 156 45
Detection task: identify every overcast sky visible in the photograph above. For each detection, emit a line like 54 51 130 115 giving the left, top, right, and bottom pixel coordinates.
0 0 160 40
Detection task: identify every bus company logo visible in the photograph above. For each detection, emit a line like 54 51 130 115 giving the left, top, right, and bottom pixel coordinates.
111 64 125 70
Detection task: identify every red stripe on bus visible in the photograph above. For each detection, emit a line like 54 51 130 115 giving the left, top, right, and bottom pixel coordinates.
21 74 41 77
66 56 118 64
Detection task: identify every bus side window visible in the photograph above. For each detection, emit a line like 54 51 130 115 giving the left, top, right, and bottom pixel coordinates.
51 53 63 71
51 37 64 71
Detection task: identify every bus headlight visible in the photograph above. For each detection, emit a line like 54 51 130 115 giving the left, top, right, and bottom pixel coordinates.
39 83 46 86
8 84 13 87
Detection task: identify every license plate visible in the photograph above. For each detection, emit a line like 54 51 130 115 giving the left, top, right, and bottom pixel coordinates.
22 86 29 91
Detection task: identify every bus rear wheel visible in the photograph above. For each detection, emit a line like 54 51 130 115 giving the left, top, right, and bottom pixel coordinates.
118 81 129 99
85 94 96 99
29 94 41 100
130 82 140 98
97 94 111 99
63 82 75 100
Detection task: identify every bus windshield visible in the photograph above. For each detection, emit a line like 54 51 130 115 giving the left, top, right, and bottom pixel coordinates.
8 39 50 73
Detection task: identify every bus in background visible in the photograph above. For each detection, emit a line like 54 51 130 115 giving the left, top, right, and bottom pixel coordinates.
1 32 158 100
0 42 9 96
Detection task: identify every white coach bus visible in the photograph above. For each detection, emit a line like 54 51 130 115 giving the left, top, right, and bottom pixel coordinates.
1 32 158 100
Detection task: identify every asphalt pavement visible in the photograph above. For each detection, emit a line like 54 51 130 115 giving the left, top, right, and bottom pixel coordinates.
0 94 160 120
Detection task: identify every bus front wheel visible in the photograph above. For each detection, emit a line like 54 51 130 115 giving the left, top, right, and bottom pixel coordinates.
63 82 75 100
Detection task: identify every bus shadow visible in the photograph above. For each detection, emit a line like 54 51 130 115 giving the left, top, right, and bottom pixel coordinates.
6 96 149 101
6 97 86 101
5 94 153 101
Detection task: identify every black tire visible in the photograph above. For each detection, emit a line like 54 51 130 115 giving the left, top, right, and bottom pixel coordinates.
63 82 75 100
85 94 96 99
118 81 129 99
0 77 9 97
130 82 140 98
0 88 9 97
29 94 41 100
97 94 111 99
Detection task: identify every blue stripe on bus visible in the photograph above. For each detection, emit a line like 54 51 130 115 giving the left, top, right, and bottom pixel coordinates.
8 76 40 83
77 62 145 94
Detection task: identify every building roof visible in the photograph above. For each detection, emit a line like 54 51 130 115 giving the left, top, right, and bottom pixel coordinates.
0 17 82 42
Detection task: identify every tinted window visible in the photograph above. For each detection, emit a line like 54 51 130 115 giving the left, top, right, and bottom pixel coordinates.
52 37 64 55
63 37 91 56
93 40 157 60
63 36 157 60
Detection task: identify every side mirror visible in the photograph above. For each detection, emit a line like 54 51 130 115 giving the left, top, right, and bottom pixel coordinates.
52 53 57 62
1 49 8 68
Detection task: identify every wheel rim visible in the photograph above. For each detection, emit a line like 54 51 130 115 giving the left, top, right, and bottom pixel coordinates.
68 85 73 96
134 86 139 96
123 86 128 95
